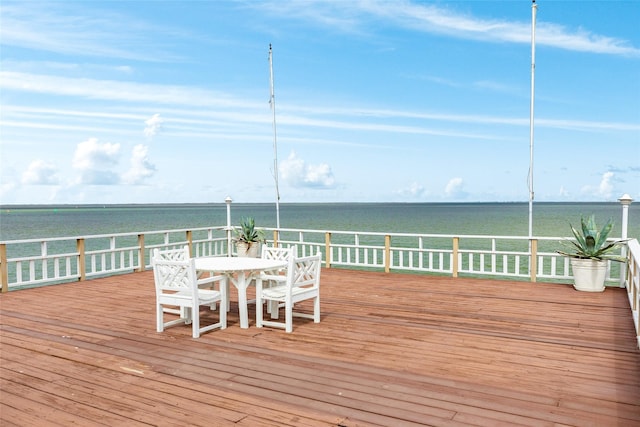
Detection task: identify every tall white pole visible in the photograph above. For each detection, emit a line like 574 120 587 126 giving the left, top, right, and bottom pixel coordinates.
528 0 537 241
269 44 281 231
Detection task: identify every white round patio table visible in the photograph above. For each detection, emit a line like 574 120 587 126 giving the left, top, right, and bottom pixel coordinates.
194 257 287 329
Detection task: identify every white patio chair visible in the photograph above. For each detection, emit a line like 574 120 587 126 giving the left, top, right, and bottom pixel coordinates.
259 245 296 313
255 252 322 333
259 245 296 284
153 246 226 313
151 249 227 338
152 246 190 315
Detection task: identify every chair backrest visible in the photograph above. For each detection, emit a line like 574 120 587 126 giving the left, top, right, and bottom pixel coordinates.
261 245 296 262
151 248 196 294
152 245 190 262
287 253 322 290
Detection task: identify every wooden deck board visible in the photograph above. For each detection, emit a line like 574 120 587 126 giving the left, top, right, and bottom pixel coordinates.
1 268 639 426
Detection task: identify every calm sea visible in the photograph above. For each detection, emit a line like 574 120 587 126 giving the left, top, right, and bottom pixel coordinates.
1 202 638 241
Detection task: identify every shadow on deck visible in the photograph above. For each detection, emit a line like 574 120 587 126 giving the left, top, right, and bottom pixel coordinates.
2 268 639 426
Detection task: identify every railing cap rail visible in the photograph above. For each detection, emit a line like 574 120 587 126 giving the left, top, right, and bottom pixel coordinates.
269 227 568 241
0 225 227 245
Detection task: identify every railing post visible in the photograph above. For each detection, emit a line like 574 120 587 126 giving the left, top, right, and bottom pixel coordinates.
619 194 633 288
530 238 538 282
272 230 279 247
77 238 86 281
0 243 8 293
225 196 233 257
138 234 145 272
452 237 459 278
186 230 193 256
325 232 331 269
384 235 391 273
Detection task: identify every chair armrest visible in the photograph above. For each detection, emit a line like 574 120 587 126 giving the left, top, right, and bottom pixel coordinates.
260 273 287 281
197 274 226 287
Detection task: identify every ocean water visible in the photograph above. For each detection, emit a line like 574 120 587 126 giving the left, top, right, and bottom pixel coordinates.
1 202 638 242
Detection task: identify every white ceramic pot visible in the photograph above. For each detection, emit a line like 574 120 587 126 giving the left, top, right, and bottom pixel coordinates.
570 258 608 292
236 241 260 258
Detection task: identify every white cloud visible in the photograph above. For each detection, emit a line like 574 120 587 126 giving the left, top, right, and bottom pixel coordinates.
445 177 467 198
72 137 121 185
558 185 570 198
144 113 163 139
396 182 427 198
21 160 60 185
122 144 156 185
280 151 336 189
599 172 615 196
0 180 17 199
581 171 616 200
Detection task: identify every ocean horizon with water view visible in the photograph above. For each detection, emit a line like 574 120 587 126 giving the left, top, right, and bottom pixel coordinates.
1 201 638 290
1 201 638 242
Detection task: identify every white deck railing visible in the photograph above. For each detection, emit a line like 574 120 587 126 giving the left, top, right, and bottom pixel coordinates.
0 226 229 290
2 226 638 347
0 226 631 289
625 239 640 348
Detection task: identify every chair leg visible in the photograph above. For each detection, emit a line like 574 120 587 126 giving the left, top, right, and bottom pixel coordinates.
255 287 263 328
220 277 228 329
285 303 293 333
313 295 320 323
192 306 200 338
220 299 227 329
256 300 263 328
225 281 230 311
269 301 280 319
156 303 164 332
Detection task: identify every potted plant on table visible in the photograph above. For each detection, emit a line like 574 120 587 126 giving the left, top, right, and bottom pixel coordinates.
233 217 266 257
556 215 627 292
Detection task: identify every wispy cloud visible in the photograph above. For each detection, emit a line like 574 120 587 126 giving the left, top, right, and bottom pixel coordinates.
2 72 638 142
0 72 253 108
257 0 640 57
0 2 186 61
537 21 639 56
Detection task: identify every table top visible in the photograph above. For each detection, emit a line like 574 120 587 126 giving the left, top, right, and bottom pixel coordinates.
194 256 287 273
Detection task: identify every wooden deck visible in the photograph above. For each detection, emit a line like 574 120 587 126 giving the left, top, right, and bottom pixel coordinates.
1 268 639 426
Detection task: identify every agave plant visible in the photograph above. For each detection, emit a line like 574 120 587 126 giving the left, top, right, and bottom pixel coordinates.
556 215 627 262
233 217 265 244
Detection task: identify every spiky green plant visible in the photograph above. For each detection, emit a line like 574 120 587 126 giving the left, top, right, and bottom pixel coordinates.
556 215 627 262
234 217 265 244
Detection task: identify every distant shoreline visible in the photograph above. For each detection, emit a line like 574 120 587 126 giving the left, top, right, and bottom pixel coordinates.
0 201 622 210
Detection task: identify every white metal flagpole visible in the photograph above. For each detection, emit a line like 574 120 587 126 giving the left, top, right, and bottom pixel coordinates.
269 43 281 230
528 0 537 241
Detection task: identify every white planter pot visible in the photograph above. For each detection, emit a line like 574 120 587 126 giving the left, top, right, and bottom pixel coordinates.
235 241 261 258
570 258 608 292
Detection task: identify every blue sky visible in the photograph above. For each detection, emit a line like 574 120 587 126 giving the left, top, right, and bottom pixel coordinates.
1 0 638 205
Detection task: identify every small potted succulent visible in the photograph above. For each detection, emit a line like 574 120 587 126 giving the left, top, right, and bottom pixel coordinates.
233 217 266 257
556 215 627 292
